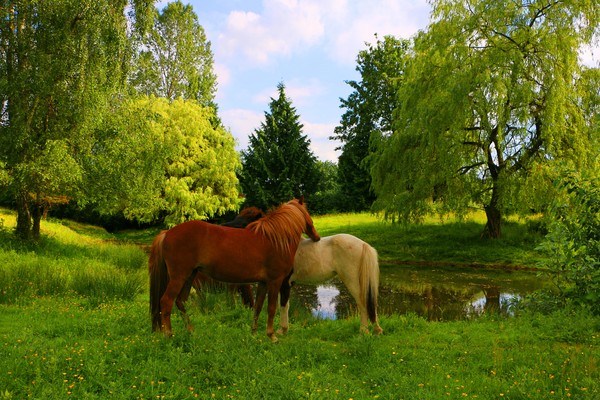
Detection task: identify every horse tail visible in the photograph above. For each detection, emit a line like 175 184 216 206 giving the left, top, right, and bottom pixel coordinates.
358 242 380 325
149 230 168 332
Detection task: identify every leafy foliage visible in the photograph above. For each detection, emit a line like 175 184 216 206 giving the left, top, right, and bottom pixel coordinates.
309 161 343 214
370 0 599 237
129 1 217 109
537 171 600 314
86 97 241 227
159 98 241 226
81 97 174 223
333 35 409 212
0 0 152 240
240 83 319 210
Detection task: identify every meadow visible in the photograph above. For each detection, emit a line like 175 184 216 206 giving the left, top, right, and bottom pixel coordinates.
1 208 599 399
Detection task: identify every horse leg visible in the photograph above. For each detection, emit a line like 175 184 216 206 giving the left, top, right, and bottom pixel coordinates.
252 282 267 335
373 317 384 335
192 274 203 298
238 284 255 308
279 301 290 335
277 278 292 335
357 300 370 335
159 277 188 336
175 274 197 332
265 280 283 343
345 281 370 334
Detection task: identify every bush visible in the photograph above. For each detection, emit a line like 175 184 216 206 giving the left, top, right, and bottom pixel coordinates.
536 171 600 314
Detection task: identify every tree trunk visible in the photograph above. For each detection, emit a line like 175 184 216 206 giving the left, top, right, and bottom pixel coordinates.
483 184 502 239
15 192 32 241
31 201 43 241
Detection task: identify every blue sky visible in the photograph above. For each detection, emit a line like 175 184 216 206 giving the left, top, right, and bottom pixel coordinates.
176 0 433 162
158 1 598 162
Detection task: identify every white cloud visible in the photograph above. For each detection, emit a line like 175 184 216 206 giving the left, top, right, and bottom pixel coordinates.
212 0 430 67
325 0 430 65
216 0 325 66
286 79 325 105
220 108 263 150
251 78 325 106
303 120 339 162
213 62 231 94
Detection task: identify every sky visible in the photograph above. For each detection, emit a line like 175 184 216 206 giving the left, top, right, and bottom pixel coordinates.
158 0 598 162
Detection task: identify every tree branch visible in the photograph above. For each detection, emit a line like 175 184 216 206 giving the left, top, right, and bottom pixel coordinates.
457 162 486 175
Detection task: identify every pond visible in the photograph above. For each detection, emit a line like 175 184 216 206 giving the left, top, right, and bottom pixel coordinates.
289 263 550 321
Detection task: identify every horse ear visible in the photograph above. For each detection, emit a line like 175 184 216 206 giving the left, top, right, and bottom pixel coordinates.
298 195 305 205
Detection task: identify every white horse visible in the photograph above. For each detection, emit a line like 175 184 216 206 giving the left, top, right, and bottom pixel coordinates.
279 234 383 335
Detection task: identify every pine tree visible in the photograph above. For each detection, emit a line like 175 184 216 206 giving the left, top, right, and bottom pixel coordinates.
240 83 319 210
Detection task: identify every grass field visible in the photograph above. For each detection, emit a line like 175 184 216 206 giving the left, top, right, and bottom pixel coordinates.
1 208 598 399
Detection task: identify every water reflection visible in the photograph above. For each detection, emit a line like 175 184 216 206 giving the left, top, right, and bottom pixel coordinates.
311 285 339 320
290 264 548 321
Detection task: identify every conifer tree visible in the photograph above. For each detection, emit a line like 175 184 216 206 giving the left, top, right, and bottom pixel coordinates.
240 83 319 210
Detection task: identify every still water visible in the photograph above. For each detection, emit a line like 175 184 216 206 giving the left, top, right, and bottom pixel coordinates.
289 263 549 321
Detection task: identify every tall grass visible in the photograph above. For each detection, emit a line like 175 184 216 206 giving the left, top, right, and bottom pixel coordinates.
0 209 146 305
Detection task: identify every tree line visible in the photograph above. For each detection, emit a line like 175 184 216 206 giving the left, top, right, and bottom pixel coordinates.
1 0 599 244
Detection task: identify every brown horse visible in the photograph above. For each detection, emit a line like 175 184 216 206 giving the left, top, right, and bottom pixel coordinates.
192 207 266 308
149 198 320 341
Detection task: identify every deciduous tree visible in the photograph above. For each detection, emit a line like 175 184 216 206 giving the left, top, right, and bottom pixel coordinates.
333 35 409 211
86 97 242 227
0 0 152 240
130 1 217 109
371 0 599 238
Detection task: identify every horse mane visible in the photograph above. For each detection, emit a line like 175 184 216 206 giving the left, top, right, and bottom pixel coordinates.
247 199 309 255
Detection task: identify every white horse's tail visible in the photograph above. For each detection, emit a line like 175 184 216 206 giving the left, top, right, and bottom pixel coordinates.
358 242 380 325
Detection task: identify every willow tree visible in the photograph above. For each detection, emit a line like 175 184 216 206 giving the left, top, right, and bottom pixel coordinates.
0 0 152 240
371 0 599 238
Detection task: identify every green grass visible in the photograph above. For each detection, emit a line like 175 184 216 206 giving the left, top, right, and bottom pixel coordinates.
1 208 598 399
310 211 546 267
0 209 147 306
1 296 598 399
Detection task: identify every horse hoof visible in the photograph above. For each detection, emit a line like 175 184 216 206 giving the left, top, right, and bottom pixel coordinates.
276 327 288 335
269 335 279 343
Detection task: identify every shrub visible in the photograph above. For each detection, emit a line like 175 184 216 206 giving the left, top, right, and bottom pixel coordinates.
536 171 600 314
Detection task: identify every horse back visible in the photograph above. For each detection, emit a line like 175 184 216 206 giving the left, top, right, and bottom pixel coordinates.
162 220 291 283
293 234 372 284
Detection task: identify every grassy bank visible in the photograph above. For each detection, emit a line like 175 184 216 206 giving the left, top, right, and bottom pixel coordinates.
1 208 598 399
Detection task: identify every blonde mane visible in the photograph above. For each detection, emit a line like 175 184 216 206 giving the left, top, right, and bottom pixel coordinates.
247 199 309 255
